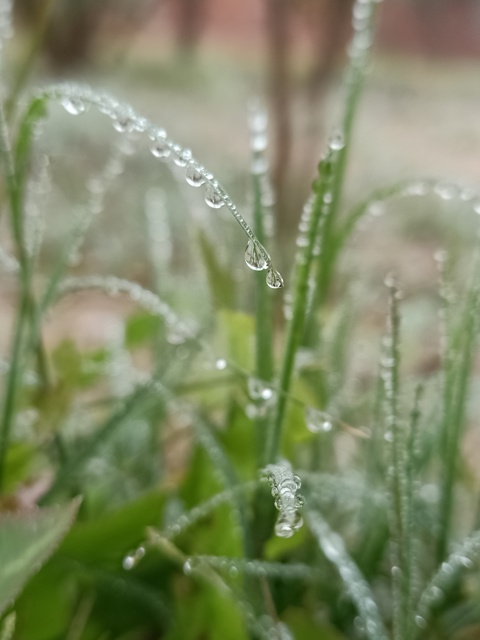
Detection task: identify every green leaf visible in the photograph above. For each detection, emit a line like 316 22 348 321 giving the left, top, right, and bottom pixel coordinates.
0 498 80 615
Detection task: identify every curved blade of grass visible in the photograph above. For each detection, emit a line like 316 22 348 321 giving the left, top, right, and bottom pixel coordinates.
307 508 388 640
30 84 282 286
265 151 335 464
417 528 480 626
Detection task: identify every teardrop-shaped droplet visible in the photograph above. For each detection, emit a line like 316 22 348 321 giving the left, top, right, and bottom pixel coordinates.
204 184 224 209
150 137 171 159
266 268 284 289
61 97 86 116
328 131 345 151
113 113 135 134
244 239 267 271
172 146 192 167
305 407 333 433
185 165 206 187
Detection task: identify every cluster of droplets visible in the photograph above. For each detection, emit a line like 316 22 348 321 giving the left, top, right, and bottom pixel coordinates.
122 545 146 571
183 555 316 583
68 143 128 267
162 483 256 541
248 98 275 237
45 83 283 289
24 155 51 260
57 276 196 345
0 0 12 55
263 461 304 538
144 187 172 289
354 178 480 239
416 529 480 628
308 510 389 640
347 0 382 82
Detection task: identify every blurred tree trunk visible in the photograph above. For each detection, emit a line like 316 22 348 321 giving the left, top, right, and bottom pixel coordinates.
173 0 206 58
266 0 293 240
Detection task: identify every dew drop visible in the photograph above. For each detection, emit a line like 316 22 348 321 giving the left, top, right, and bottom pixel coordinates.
328 131 345 151
215 358 227 371
204 184 224 209
229 565 239 578
150 137 171 159
305 407 333 433
415 615 427 629
248 377 274 401
266 268 284 289
122 546 145 571
185 165 206 187
61 97 86 116
183 559 193 575
434 183 457 201
112 114 135 134
172 146 192 167
245 239 268 271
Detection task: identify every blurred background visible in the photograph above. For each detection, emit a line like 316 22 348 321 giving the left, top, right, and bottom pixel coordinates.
3 0 480 349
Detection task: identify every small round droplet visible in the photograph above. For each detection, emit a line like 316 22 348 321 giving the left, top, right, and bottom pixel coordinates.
266 268 284 289
245 239 268 271
122 546 145 571
61 97 86 116
305 407 333 433
150 137 171 159
328 131 345 151
183 559 193 575
185 165 206 187
247 377 274 401
112 113 135 134
173 146 192 167
204 184 224 209
215 358 227 371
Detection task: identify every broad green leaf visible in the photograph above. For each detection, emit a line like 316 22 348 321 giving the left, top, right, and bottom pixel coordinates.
0 498 80 615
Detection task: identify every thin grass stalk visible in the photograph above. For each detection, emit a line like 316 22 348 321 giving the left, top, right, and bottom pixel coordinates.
265 151 334 464
0 102 35 488
384 280 412 640
5 0 57 119
406 384 423 615
253 175 274 384
314 0 381 306
437 260 480 562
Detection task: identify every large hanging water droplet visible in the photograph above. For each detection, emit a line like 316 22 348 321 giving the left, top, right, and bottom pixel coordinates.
305 407 333 433
266 268 284 289
275 510 303 538
204 184 224 209
245 239 267 271
61 97 86 116
185 165 206 187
